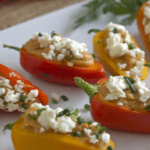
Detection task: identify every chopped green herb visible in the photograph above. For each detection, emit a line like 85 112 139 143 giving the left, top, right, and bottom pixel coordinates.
144 62 150 68
43 73 49 78
19 94 25 102
38 33 43 37
84 104 90 111
61 95 69 101
108 145 113 150
92 54 96 59
3 44 20 51
3 122 15 133
131 107 134 110
94 132 99 139
124 77 135 93
98 39 102 44
61 59 65 65
125 77 136 84
66 56 74 61
66 106 74 112
87 121 92 125
72 109 79 117
98 126 106 134
73 131 83 137
3 102 8 106
52 99 59 104
145 105 150 112
128 43 135 50
0 95 4 99
77 116 85 124
51 31 57 37
57 109 71 117
88 29 101 34
113 28 119 33
37 108 46 116
28 113 37 120
22 104 28 109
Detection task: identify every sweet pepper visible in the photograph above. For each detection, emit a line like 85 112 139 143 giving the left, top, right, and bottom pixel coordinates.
75 77 150 133
0 64 48 112
93 29 149 80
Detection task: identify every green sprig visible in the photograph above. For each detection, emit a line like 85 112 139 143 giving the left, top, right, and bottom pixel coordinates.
3 44 20 51
3 122 15 133
88 29 101 34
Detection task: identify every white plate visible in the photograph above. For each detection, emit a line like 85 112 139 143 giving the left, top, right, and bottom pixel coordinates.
0 1 150 150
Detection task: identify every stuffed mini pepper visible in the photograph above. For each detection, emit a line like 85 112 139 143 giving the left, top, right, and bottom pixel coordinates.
75 75 150 133
4 32 106 86
4 103 114 150
93 22 148 80
0 64 48 112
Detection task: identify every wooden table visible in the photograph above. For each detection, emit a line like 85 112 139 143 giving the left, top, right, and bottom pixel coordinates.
0 0 84 30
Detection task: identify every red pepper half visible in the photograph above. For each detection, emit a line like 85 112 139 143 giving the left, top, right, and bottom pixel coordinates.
75 77 150 133
4 44 106 86
0 64 49 112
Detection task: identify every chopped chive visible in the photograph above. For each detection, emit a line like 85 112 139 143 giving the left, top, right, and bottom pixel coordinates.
108 146 113 150
87 121 92 125
22 104 28 109
52 99 59 104
61 59 65 65
51 31 57 37
125 77 136 84
3 44 20 51
36 108 46 116
0 95 4 99
72 109 79 117
19 94 25 102
66 106 74 112
131 107 134 110
61 95 69 101
66 56 74 61
124 77 135 93
113 28 119 33
28 113 37 120
3 122 15 133
43 73 49 78
144 62 150 68
145 105 150 111
98 39 102 44
3 102 8 106
94 132 99 139
57 108 71 117
98 126 106 134
57 111 64 117
92 54 96 59
38 33 43 37
73 131 82 137
77 116 85 124
88 29 101 34
128 43 135 50
84 104 90 111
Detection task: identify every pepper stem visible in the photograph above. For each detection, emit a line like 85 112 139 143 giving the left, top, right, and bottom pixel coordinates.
3 43 20 51
144 62 150 68
74 77 98 102
3 122 15 133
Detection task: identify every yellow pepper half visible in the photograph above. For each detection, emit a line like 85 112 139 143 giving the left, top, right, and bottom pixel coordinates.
93 30 149 80
11 117 114 150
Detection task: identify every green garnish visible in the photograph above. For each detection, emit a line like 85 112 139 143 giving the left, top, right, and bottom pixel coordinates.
38 33 43 37
128 43 135 50
131 107 134 110
97 126 106 134
3 44 20 51
61 59 65 65
144 62 150 68
108 145 113 150
74 0 147 28
51 31 57 37
66 56 74 61
22 104 28 109
124 77 135 93
66 106 74 112
28 113 37 120
0 95 4 99
73 131 83 137
145 105 150 111
72 109 79 117
57 108 71 117
43 73 49 78
61 95 69 101
77 116 85 124
52 99 59 104
113 28 119 33
88 29 101 34
3 122 15 133
94 132 99 139
87 121 92 125
98 39 102 44
92 53 96 59
37 108 47 116
19 94 25 102
3 102 8 105
84 104 90 111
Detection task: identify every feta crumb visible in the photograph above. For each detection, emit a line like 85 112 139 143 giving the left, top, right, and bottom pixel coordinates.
9 72 16 77
0 78 12 88
0 88 5 95
67 62 74 67
57 54 65 61
26 90 39 102
51 93 59 101
101 133 110 143
40 127 45 133
117 63 127 70
117 101 123 106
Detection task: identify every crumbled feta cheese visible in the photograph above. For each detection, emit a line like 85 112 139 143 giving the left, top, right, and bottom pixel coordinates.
6 103 20 112
9 72 16 77
84 128 99 144
90 122 99 126
14 80 24 93
0 78 12 88
142 17 147 25
117 63 127 70
67 62 74 67
0 88 5 95
42 53 53 60
51 93 59 101
105 22 126 31
117 101 123 106
57 54 65 61
40 127 45 133
101 133 110 143
26 90 39 102
144 6 150 19
0 99 5 110
145 22 150 34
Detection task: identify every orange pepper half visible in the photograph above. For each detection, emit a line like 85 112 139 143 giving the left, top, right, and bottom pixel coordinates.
93 30 149 80
11 117 114 150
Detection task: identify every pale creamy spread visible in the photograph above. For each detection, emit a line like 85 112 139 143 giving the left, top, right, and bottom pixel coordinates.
23 103 111 149
98 75 150 109
104 22 145 78
0 73 40 112
23 32 94 67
